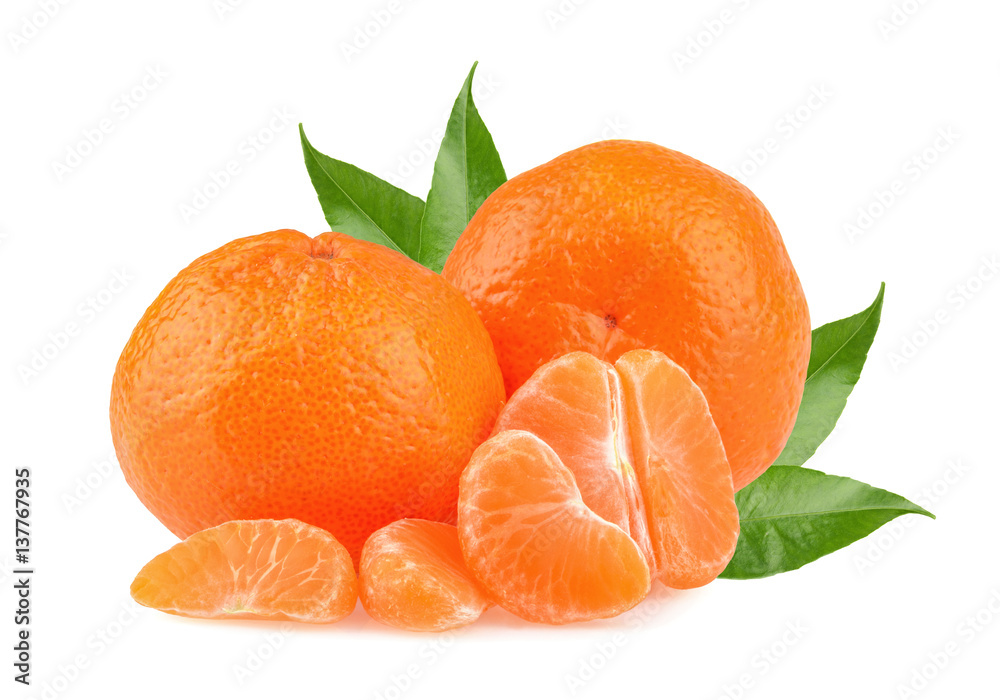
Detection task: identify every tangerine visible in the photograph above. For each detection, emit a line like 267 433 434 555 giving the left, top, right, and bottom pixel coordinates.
442 140 810 488
111 230 505 561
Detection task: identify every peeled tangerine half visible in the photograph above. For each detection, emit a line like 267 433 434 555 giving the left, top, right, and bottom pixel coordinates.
458 350 740 625
130 519 358 623
359 519 491 632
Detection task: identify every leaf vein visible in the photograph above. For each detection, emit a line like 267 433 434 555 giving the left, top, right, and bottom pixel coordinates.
306 142 404 255
739 505 928 524
804 297 880 386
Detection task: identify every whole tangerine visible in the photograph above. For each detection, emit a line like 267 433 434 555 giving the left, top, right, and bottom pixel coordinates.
442 140 810 489
111 229 505 561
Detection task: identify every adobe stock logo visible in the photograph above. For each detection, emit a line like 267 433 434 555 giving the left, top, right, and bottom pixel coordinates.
730 84 833 182
213 0 249 21
716 620 808 700
17 269 134 386
232 625 294 686
62 452 120 515
51 65 168 182
372 629 465 700
854 460 968 575
7 0 72 53
177 107 295 224
896 588 1000 698
340 0 408 64
887 255 998 372
545 0 590 30
671 0 754 73
877 0 932 40
843 127 959 244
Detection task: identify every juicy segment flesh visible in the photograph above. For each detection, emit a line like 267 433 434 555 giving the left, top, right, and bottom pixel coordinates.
459 431 652 625
461 350 739 624
614 351 741 588
359 520 491 632
130 519 357 623
492 352 655 568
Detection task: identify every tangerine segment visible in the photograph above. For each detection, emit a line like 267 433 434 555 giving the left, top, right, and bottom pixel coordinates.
491 349 738 590
359 520 490 633
614 350 740 589
491 352 653 568
130 519 357 623
458 431 651 625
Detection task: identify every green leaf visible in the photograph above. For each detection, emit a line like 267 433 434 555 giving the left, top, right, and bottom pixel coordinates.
300 125 425 259
719 465 934 580
775 283 886 467
418 62 507 273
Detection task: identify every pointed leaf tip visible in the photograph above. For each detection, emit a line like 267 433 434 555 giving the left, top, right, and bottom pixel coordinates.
775 283 886 467
300 125 425 258
720 464 933 580
417 62 507 273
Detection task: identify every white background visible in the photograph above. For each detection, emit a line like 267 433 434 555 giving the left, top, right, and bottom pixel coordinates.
2 0 998 698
